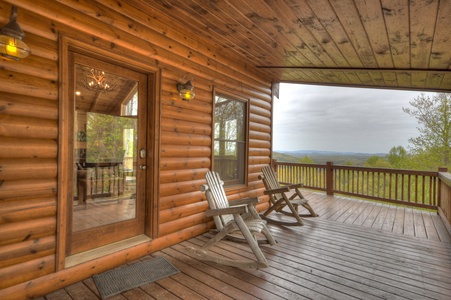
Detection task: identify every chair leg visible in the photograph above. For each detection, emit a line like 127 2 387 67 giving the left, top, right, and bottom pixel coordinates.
262 198 286 217
201 223 235 250
301 202 318 217
283 194 304 225
295 188 318 217
262 225 277 245
233 214 268 268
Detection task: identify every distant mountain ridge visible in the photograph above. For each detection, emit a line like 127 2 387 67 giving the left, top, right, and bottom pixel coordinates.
273 150 387 166
275 150 387 156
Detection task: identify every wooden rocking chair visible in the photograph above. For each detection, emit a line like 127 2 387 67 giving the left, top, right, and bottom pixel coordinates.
188 171 277 268
258 165 318 226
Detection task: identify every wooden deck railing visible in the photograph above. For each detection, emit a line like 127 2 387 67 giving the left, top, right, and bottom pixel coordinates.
75 162 136 202
273 161 445 209
438 172 451 234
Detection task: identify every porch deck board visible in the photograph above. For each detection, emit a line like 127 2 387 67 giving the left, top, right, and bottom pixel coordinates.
304 191 450 242
413 208 428 239
39 192 451 300
431 211 451 243
65 282 98 300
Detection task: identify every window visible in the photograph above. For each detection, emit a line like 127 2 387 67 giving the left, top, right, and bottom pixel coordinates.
214 93 248 186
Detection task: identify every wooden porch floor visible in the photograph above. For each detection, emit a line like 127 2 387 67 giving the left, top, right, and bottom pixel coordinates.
304 191 451 243
38 192 451 300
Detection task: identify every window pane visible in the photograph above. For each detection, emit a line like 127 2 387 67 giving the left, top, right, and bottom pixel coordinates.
73 63 138 232
214 95 246 185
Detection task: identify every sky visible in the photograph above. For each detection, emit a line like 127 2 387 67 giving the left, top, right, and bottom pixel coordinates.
273 83 438 154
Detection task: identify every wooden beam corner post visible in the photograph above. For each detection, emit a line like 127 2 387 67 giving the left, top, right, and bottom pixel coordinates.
438 167 448 208
437 168 451 236
271 159 277 171
326 162 334 196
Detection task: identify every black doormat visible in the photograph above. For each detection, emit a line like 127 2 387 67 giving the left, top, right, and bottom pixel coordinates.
93 256 180 299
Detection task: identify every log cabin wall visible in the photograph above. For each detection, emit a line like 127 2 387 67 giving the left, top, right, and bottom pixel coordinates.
0 0 272 298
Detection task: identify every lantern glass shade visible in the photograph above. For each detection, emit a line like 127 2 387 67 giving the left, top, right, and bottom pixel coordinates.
177 79 195 101
179 88 195 101
0 34 30 60
0 6 30 61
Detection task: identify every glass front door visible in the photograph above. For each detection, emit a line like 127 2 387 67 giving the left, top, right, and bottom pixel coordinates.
67 53 147 255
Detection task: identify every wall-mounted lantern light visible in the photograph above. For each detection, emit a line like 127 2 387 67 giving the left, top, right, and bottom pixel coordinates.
0 6 30 61
176 74 195 102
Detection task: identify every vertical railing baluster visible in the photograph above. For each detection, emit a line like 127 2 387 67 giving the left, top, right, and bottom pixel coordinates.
429 176 433 206
421 175 425 205
389 173 392 200
407 175 411 203
414 175 418 204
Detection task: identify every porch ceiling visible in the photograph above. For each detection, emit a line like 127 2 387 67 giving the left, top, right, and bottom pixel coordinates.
138 0 451 92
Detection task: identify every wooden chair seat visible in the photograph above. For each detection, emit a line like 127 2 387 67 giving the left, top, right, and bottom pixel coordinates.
187 171 277 268
259 165 318 226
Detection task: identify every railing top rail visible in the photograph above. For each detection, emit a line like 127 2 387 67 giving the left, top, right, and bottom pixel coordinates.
274 161 439 176
273 162 326 168
439 172 451 187
331 165 438 176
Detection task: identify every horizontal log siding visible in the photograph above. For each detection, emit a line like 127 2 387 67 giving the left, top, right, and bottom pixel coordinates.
0 0 272 296
158 71 271 231
0 0 59 290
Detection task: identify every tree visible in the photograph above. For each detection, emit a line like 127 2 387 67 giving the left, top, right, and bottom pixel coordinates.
364 156 391 168
403 93 451 167
298 156 314 164
386 146 407 168
86 113 136 163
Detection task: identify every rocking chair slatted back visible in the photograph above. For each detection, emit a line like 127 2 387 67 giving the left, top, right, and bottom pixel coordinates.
205 171 234 227
261 165 283 197
259 165 318 226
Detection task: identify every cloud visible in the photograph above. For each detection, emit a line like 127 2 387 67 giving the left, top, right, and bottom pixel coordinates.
273 84 436 153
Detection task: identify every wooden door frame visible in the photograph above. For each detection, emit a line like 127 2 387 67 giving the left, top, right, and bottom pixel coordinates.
57 35 161 271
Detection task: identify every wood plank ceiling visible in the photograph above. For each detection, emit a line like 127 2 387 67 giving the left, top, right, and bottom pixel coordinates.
137 0 451 92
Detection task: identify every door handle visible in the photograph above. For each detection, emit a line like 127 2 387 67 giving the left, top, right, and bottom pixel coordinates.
139 165 147 170
140 148 146 159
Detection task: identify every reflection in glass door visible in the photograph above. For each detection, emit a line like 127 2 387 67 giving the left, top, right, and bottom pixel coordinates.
68 53 146 255
74 94 137 230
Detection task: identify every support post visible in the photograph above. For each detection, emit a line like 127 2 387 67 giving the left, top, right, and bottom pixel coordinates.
326 162 334 195
438 167 448 208
271 159 277 172
437 167 451 236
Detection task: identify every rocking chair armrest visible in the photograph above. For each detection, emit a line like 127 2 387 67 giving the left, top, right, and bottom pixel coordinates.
287 183 304 189
263 186 290 195
206 205 248 217
228 197 259 206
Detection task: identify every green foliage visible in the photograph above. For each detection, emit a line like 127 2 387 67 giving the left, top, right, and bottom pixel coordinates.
273 152 302 163
364 156 391 168
401 150 444 171
403 92 451 168
387 146 407 167
298 156 314 163
86 113 137 163
273 151 381 166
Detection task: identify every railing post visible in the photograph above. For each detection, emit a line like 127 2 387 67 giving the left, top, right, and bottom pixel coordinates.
437 167 451 236
271 159 277 172
438 167 448 208
326 161 334 195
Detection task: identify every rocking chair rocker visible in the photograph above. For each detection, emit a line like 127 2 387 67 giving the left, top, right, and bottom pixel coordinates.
188 171 277 268
259 165 318 226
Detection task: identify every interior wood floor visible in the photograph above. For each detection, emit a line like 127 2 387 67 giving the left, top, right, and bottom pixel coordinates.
37 192 451 300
